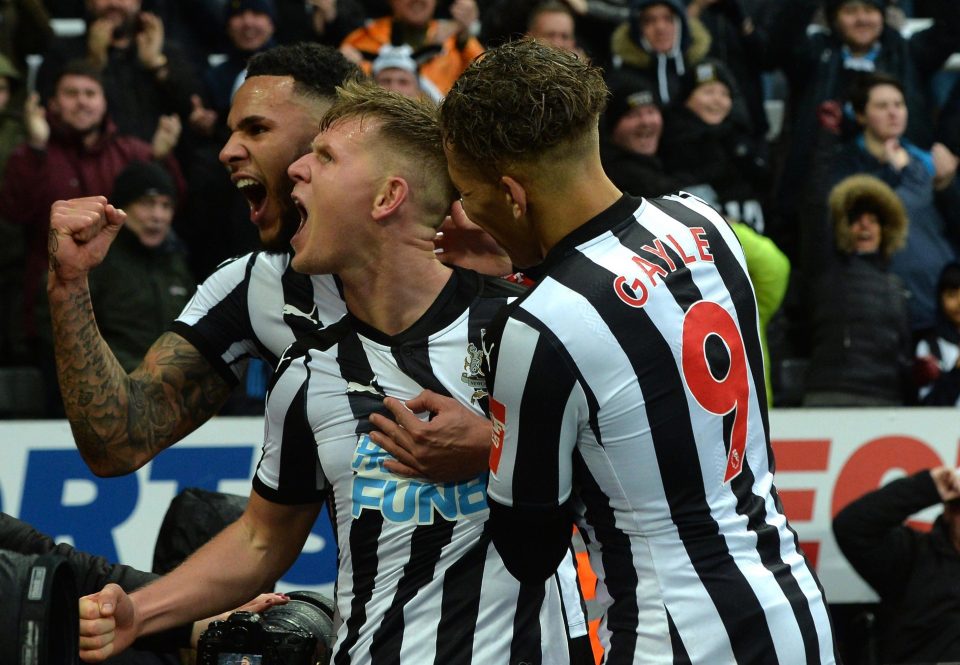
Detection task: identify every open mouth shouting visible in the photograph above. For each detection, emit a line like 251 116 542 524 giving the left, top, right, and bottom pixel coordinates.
234 176 269 226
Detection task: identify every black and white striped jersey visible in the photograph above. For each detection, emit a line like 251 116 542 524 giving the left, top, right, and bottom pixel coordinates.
485 194 839 664
253 267 582 665
171 251 347 382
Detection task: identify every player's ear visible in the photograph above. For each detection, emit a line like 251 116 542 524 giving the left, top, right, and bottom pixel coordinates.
372 176 408 221
500 176 526 220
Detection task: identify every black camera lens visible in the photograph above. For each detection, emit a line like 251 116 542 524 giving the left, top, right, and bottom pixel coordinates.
0 551 79 665
261 591 335 649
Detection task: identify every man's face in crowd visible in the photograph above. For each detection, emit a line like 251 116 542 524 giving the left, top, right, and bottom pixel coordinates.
87 0 140 23
220 75 329 251
50 74 107 134
374 68 421 99
639 4 677 54
685 81 732 126
125 193 175 249
389 0 436 28
858 83 907 142
227 10 275 52
835 1 883 53
288 117 383 275
612 103 662 156
527 10 577 53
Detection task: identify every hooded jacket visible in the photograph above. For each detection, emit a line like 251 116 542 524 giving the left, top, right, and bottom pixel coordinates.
804 174 913 403
610 0 712 107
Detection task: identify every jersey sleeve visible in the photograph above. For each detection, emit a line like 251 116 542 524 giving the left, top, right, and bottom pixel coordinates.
170 254 257 384
252 350 330 505
486 311 587 511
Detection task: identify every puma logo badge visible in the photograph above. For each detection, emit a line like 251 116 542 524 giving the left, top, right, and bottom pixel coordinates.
346 380 383 397
282 303 318 322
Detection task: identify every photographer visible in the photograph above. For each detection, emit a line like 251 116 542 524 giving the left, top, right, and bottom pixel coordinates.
0 512 286 664
833 467 960 663
35 0 201 143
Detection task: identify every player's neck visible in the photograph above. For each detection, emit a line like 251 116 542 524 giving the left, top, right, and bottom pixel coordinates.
532 164 623 255
339 237 453 336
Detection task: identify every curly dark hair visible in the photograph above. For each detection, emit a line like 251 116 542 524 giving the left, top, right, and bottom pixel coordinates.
246 42 361 101
440 38 608 174
321 80 456 226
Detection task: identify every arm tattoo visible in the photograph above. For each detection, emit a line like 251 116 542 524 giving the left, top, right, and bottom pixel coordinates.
48 227 60 272
50 283 232 476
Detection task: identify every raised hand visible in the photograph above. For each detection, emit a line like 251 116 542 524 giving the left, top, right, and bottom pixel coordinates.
48 196 127 284
931 466 960 503
136 12 166 71
24 92 49 149
152 113 182 158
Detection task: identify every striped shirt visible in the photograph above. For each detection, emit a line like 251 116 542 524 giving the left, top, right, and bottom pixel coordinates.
171 251 347 381
254 267 582 665
486 194 839 664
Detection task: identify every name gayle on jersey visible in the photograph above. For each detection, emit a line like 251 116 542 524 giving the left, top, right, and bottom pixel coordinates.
614 225 715 308
351 434 488 524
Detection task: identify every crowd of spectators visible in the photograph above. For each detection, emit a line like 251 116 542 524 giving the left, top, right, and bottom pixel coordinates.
0 0 959 416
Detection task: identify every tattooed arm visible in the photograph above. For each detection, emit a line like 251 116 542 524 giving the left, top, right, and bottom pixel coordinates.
48 198 232 476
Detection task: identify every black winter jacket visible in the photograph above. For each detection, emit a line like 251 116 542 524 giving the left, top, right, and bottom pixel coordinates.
833 472 960 663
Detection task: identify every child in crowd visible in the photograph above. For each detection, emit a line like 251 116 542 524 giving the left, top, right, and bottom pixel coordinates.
915 262 960 406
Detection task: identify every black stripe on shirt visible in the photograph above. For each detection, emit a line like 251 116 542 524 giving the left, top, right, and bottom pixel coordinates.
369 521 456 665
548 250 780 663
432 524 490 665
334 510 385 665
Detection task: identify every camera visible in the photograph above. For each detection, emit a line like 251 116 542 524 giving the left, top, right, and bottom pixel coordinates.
0 550 79 665
197 591 336 665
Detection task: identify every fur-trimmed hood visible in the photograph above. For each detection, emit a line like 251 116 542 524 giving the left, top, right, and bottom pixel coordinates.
829 173 908 260
611 15 711 71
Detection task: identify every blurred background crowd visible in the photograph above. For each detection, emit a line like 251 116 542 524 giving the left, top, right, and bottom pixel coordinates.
1 0 959 417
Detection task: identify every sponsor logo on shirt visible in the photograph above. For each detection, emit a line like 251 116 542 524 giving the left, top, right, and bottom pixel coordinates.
489 397 506 474
351 434 487 523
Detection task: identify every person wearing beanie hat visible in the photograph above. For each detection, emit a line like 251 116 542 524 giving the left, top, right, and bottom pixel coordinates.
659 57 770 233
371 43 443 102
224 0 277 54
600 71 688 197
35 160 194 378
802 173 912 407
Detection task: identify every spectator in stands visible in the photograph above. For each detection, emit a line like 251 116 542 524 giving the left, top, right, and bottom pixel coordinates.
659 58 770 233
38 161 194 377
766 0 960 256
371 43 442 102
599 70 688 197
526 1 579 53
195 0 279 135
802 173 913 406
833 466 960 663
0 60 185 358
339 0 484 95
609 0 712 108
831 72 960 334
36 0 202 142
914 262 960 406
685 0 774 140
